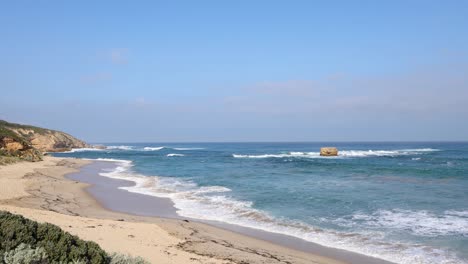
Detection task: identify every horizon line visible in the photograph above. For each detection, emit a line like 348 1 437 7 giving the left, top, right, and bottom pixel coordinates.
89 140 468 144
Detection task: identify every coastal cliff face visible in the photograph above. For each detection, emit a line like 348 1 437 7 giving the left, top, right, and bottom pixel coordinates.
29 130 89 152
0 120 90 162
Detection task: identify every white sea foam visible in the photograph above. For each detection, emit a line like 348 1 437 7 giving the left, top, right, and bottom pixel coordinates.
107 145 134 150
143 147 204 151
143 146 165 151
167 153 185 157
233 148 440 159
334 209 468 237
93 158 465 264
445 210 468 217
86 158 132 163
233 152 322 159
401 148 440 152
81 146 204 152
63 148 105 153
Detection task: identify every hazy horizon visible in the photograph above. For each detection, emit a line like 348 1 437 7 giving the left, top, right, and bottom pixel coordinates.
1 1 468 142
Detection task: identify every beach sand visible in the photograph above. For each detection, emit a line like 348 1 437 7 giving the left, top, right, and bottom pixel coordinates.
0 157 389 264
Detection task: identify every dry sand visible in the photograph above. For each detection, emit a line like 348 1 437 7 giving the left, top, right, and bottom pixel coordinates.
0 157 346 264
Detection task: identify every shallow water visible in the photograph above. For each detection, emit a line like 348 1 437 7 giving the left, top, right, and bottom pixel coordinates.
53 142 468 264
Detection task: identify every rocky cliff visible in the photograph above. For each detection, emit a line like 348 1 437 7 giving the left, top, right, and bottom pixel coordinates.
0 120 90 162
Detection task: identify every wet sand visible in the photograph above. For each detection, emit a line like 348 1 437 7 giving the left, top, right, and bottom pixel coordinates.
67 161 179 219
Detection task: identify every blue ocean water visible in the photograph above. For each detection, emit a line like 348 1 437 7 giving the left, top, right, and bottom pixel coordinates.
53 142 468 264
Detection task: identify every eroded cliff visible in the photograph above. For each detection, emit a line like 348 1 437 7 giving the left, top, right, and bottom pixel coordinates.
0 120 90 162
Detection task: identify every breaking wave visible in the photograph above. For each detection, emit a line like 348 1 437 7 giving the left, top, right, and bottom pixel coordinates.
107 145 134 150
92 158 464 264
233 148 439 159
64 146 205 152
63 148 104 153
143 147 204 151
332 209 468 237
143 146 165 151
167 153 185 157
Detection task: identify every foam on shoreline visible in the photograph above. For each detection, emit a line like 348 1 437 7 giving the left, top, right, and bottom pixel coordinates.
91 158 464 264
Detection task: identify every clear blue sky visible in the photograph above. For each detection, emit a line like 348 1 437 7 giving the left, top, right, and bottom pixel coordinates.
1 1 467 142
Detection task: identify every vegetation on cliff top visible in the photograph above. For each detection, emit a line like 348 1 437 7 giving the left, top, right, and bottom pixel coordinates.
0 211 149 264
0 120 49 135
0 120 48 145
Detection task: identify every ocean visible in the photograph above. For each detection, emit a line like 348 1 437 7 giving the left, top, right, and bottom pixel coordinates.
53 142 468 264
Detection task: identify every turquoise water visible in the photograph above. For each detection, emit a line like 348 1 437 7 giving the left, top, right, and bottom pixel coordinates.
53 142 468 264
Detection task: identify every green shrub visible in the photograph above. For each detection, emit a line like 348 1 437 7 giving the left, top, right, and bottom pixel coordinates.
3 243 48 264
109 253 150 264
0 211 109 264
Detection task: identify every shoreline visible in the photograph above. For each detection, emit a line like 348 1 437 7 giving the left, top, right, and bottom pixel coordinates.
0 157 392 264
74 160 392 264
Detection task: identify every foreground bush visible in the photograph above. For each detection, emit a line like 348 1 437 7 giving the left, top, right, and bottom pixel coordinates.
0 211 151 264
0 211 108 263
3 243 48 264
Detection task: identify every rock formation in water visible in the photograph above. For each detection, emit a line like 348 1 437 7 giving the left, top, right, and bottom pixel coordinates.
0 120 90 162
320 147 338 156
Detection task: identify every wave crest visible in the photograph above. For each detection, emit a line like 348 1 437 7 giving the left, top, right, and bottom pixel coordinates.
233 148 439 159
63 148 105 153
167 153 185 157
107 145 134 150
143 147 204 151
333 209 468 237
143 147 165 151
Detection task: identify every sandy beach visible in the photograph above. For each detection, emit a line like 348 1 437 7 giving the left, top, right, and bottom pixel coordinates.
0 157 390 264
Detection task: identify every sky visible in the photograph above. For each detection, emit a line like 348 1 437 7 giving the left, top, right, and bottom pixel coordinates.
1 1 467 142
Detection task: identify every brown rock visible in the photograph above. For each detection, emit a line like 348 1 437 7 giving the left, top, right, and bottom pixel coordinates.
2 138 24 152
29 131 89 152
320 147 338 156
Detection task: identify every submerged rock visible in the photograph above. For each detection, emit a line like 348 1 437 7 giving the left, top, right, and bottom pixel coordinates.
320 147 338 156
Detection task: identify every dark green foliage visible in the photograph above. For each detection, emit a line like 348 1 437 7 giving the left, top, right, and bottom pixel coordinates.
0 211 109 264
0 212 39 253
